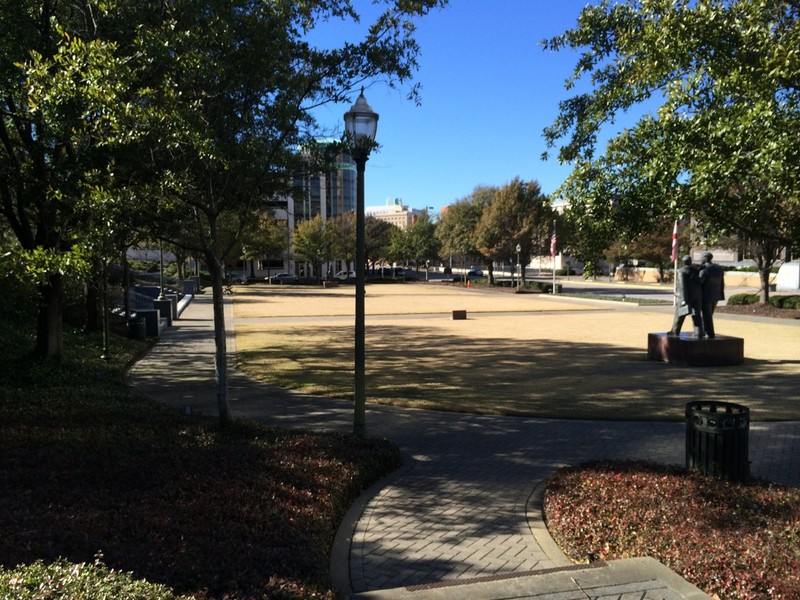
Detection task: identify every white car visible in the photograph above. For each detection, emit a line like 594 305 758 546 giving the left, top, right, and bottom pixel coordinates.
335 270 356 281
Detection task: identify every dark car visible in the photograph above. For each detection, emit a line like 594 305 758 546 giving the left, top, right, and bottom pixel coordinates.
466 269 484 278
267 272 299 284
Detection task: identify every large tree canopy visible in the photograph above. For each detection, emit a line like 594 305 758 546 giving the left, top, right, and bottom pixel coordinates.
544 0 800 301
436 186 494 277
474 178 553 284
1 0 447 422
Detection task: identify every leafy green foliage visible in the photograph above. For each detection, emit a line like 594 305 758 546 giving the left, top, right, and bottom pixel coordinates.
0 291 402 599
0 558 187 600
435 188 493 271
388 211 439 270
727 293 762 305
474 179 554 281
365 216 398 269
769 294 800 310
292 215 339 276
727 293 800 309
544 461 800 599
544 0 800 302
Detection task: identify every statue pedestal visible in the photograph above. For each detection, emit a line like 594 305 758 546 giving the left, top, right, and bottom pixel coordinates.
647 333 744 366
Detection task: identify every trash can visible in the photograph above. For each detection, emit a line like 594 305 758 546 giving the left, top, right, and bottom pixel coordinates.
685 401 749 482
127 316 146 340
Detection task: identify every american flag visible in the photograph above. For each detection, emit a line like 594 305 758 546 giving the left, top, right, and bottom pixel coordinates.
550 223 557 257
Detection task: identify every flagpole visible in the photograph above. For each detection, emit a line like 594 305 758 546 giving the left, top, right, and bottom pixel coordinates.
671 219 679 306
550 222 557 294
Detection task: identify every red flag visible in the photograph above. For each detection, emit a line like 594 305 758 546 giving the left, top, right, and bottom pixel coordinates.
550 223 557 257
671 220 678 262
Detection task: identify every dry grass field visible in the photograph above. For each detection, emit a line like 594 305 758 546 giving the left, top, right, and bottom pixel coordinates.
232 283 800 421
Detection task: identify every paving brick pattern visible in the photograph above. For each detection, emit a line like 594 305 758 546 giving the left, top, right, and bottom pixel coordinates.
128 294 800 600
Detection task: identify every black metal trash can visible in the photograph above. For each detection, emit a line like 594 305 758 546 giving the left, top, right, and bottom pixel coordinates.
685 401 749 482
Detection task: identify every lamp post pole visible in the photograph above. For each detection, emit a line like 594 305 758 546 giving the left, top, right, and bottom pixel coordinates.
158 238 166 300
353 153 367 436
344 90 378 438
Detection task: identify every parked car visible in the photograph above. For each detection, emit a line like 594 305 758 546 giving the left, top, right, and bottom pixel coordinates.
374 266 407 277
335 270 356 281
267 272 299 284
467 269 484 278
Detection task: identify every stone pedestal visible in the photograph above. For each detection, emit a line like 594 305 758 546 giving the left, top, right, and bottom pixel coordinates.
137 309 161 338
153 299 174 327
648 333 744 366
165 293 179 320
183 279 197 295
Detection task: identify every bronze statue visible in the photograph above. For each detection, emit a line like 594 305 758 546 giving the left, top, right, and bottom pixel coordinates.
699 251 725 339
670 255 704 338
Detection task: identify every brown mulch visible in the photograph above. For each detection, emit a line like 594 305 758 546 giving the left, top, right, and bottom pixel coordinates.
716 303 800 319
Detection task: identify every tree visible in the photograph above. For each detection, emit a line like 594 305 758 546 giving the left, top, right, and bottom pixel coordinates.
136 0 448 422
1 0 447 415
331 213 357 272
475 179 553 285
436 187 493 279
389 211 439 274
0 2 145 359
365 216 397 272
544 0 800 303
293 215 334 281
241 213 286 280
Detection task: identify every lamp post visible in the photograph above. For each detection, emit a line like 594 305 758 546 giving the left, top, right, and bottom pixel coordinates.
344 89 379 438
158 238 166 300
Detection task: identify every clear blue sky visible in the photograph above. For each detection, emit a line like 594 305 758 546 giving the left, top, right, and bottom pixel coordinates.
311 0 596 213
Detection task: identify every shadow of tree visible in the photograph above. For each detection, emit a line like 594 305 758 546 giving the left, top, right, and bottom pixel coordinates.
237 324 800 421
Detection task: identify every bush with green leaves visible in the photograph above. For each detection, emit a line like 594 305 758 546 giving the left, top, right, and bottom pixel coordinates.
727 293 800 309
769 295 800 310
726 293 760 306
0 559 187 600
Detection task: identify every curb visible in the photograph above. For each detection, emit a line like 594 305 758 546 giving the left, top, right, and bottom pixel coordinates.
330 452 418 598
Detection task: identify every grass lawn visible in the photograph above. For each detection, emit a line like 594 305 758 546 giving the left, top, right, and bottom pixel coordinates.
0 293 401 599
233 284 800 421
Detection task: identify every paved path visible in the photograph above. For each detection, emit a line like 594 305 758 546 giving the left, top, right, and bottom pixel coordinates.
128 291 799 600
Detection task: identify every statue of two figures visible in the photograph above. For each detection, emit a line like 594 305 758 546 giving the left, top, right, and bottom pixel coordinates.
670 252 726 339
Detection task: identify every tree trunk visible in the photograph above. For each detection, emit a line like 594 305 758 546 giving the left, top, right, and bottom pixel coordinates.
84 281 101 332
759 267 771 304
206 254 231 424
123 255 131 320
521 255 528 285
34 274 64 360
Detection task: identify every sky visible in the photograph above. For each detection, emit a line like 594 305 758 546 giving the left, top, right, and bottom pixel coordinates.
309 0 599 213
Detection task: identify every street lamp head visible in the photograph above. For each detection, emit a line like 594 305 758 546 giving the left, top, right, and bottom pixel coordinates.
344 88 379 160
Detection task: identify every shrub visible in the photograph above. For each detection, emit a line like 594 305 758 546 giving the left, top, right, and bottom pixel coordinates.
0 559 186 600
544 461 800 599
782 296 800 309
726 293 759 306
522 281 561 293
769 295 800 309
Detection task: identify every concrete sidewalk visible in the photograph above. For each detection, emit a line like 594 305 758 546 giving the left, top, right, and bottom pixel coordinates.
128 287 800 600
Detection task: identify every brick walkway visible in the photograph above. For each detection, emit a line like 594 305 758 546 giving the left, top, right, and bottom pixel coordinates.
128 290 799 600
